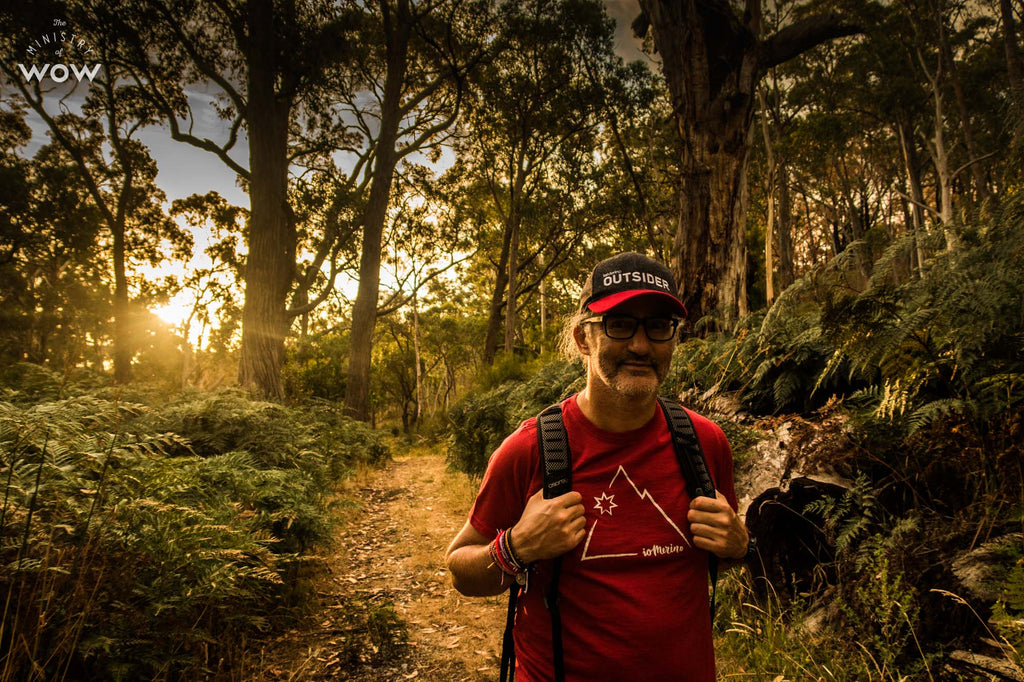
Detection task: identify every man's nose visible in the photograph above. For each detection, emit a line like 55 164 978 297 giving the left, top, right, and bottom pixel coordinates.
627 324 654 353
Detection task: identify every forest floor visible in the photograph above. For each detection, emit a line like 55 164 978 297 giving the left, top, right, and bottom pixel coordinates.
259 444 507 681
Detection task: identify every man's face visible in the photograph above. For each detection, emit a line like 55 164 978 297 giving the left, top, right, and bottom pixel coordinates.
577 295 679 400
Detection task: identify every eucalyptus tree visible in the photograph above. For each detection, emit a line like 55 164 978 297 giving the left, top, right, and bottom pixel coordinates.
0 26 187 382
455 0 626 365
69 0 364 397
339 0 492 421
777 1 1009 275
0 104 109 368
374 166 475 422
635 0 860 328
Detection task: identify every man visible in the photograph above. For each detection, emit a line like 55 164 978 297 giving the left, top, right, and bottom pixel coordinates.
446 252 749 681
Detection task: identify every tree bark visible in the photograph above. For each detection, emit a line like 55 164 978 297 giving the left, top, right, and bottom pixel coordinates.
482 188 514 366
111 223 132 384
344 0 411 420
897 114 927 273
758 87 776 305
237 0 295 399
776 162 794 291
503 167 526 355
412 288 422 423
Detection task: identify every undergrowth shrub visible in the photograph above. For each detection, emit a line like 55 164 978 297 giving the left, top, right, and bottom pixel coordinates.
0 386 387 680
447 359 584 475
671 193 1024 430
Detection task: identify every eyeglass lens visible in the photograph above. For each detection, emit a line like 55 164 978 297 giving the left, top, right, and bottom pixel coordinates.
603 315 677 341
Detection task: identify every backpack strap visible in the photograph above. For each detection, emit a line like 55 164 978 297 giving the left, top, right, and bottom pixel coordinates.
657 396 720 619
499 581 519 682
536 403 570 682
500 402 570 682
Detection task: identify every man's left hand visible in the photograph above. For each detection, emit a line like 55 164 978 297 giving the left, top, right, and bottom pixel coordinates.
687 491 748 560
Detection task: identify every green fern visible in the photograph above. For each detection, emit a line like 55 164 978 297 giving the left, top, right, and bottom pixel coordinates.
0 385 385 679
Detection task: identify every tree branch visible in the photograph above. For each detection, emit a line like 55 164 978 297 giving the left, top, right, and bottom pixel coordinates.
758 13 862 73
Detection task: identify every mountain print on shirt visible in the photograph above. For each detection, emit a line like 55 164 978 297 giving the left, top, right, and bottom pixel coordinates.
580 465 691 562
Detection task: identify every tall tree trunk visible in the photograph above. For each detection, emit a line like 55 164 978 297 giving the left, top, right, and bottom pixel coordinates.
897 115 927 273
413 287 422 423
503 203 522 355
935 4 989 203
344 0 411 420
1002 0 1024 96
920 50 955 247
237 0 295 399
758 87 777 305
112 223 131 384
776 161 794 291
640 0 762 328
672 125 754 328
647 0 758 328
539 251 547 352
483 203 514 366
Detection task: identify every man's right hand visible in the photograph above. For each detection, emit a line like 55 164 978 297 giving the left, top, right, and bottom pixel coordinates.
510 489 587 563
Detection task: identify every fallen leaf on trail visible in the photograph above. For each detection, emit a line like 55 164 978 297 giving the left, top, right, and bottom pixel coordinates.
445 637 461 648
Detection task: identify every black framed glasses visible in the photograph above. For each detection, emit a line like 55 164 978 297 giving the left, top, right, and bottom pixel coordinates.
583 314 681 342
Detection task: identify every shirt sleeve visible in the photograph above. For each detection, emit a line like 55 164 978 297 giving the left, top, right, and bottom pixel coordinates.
467 419 541 539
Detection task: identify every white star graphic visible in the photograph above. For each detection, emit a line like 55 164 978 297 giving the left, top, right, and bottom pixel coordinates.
593 492 618 516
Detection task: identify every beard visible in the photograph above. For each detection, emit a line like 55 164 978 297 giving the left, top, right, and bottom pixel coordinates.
593 349 670 399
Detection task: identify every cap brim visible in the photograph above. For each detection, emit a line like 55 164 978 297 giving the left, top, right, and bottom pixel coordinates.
587 289 687 316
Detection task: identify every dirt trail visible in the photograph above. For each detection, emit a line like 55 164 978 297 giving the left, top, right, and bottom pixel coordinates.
263 448 506 681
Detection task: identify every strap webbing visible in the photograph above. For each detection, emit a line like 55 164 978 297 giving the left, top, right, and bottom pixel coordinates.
658 397 719 620
537 404 570 682
537 403 572 496
499 584 519 682
500 403 571 682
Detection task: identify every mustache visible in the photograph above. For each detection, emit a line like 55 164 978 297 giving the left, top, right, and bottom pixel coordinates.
617 352 655 366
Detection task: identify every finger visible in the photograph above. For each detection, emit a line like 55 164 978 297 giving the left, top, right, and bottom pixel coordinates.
559 491 583 506
691 535 720 553
687 509 721 527
689 493 726 512
689 521 726 538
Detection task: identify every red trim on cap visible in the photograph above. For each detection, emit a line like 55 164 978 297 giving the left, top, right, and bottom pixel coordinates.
587 289 687 316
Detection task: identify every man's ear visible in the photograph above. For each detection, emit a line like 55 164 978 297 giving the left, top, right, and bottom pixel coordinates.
573 323 591 356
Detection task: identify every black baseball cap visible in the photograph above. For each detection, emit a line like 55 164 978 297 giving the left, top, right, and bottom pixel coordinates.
579 252 686 316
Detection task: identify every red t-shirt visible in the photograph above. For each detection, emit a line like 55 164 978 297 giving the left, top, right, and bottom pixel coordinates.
469 394 737 682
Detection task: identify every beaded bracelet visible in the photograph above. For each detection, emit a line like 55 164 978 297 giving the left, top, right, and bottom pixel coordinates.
490 529 530 587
